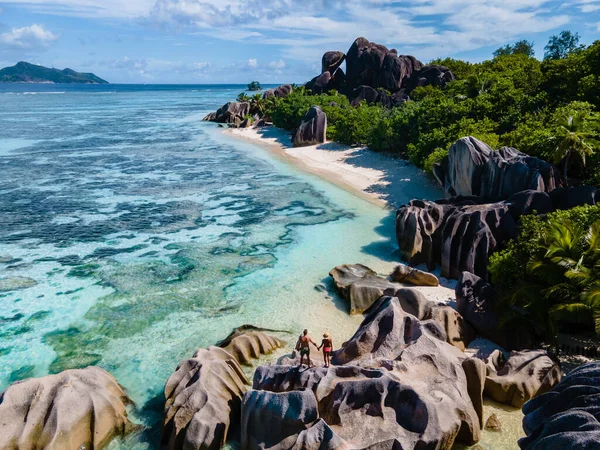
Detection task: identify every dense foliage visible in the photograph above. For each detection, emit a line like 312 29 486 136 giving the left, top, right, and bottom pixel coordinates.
247 81 262 91
258 35 600 185
489 205 600 340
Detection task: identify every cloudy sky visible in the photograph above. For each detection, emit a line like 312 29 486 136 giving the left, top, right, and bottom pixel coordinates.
0 0 598 83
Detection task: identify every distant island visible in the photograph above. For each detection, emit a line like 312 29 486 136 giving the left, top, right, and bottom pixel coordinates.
247 81 262 91
0 61 108 84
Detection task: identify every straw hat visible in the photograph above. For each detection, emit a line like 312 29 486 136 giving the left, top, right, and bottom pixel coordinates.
323 332 330 338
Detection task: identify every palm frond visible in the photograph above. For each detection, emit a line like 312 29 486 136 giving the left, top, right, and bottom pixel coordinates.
549 302 594 325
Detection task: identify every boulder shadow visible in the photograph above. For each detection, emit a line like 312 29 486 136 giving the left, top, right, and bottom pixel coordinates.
360 209 399 263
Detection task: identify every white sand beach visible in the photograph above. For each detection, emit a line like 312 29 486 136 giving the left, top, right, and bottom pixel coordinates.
227 126 442 209
226 125 462 315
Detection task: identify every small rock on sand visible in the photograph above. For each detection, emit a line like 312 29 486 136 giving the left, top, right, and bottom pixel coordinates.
485 413 502 432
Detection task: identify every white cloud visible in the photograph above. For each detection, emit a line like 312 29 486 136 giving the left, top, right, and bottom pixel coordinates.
4 0 155 18
247 58 258 68
0 24 60 49
145 0 570 62
598 21 600 31
575 0 600 12
0 0 578 65
268 59 285 69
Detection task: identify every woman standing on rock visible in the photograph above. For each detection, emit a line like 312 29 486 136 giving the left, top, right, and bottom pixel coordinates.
318 332 333 368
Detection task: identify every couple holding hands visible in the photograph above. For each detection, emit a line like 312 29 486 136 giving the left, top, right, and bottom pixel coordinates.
295 329 333 368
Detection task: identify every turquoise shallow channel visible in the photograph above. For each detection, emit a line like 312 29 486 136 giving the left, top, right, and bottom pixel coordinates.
0 84 521 449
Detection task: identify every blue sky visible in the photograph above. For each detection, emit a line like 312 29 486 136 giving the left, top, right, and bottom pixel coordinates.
0 0 598 83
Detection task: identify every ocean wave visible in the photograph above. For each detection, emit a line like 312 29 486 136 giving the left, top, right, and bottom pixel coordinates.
23 92 67 95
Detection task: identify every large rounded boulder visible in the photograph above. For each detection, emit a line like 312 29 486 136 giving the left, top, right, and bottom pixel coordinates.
433 136 561 200
218 326 284 365
520 362 600 449
329 264 397 314
456 271 536 350
321 51 345 74
0 367 134 450
162 347 249 450
485 349 562 408
292 106 327 147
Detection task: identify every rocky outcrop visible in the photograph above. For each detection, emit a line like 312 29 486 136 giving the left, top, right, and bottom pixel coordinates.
162 347 249 450
430 303 476 351
0 367 134 450
322 51 345 75
329 265 473 350
404 64 455 93
485 349 562 408
202 101 250 124
520 362 600 449
390 264 439 286
306 72 332 95
395 184 598 280
329 264 397 314
263 84 293 99
345 37 423 93
218 327 284 365
304 38 454 103
241 389 320 450
456 272 536 350
433 137 561 200
292 106 327 147
246 295 483 449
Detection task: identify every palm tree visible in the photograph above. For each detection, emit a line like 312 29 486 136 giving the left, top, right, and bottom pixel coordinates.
250 93 265 116
527 219 600 335
237 92 251 103
549 109 595 186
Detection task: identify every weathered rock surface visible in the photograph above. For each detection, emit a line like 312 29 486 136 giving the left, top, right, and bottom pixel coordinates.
404 64 455 93
246 295 482 449
433 136 561 200
430 303 476 351
520 362 600 449
203 101 250 124
329 265 473 350
292 106 327 147
456 272 535 350
218 327 284 365
304 38 453 104
485 413 502 432
485 349 562 408
345 37 423 93
263 84 293 99
329 264 397 314
390 264 439 286
306 71 332 95
322 51 346 74
395 183 597 280
162 347 249 450
0 367 133 450
241 388 319 450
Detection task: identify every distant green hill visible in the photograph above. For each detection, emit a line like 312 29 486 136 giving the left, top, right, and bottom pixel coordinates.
0 62 108 84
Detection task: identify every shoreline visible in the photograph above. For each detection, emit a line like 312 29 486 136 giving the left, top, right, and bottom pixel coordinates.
225 125 442 210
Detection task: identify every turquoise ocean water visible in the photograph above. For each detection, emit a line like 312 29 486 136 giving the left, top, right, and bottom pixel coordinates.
0 84 425 447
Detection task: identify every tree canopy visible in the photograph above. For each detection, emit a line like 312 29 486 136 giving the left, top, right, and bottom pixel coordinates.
544 30 583 60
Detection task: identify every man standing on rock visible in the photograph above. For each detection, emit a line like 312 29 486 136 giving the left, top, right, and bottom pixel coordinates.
296 329 318 368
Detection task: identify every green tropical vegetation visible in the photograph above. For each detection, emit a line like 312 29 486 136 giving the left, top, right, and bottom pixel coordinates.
251 33 600 187
489 206 600 340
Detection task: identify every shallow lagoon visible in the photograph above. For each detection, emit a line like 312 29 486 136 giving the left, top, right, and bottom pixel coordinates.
0 85 522 449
